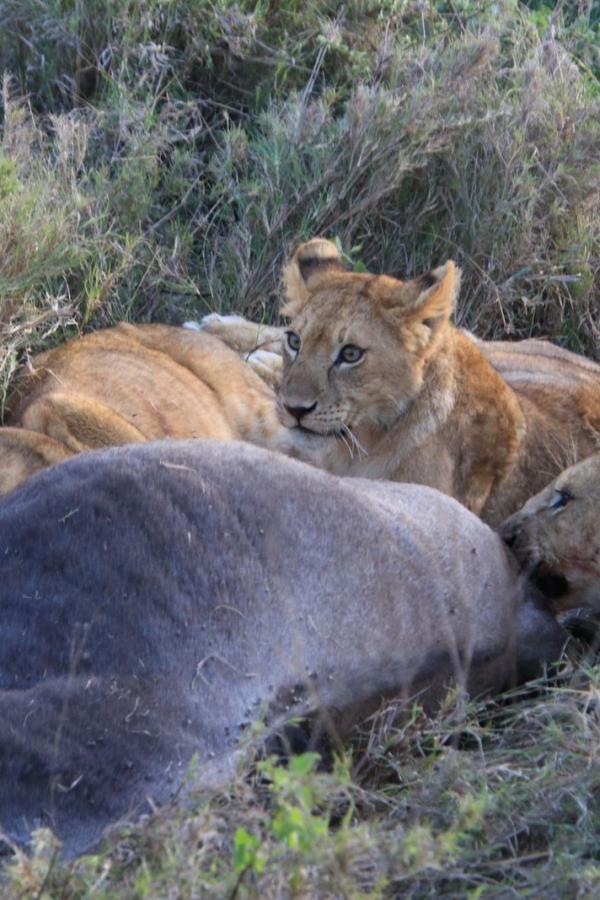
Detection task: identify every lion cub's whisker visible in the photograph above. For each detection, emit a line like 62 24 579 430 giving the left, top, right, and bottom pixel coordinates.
337 427 355 460
342 424 368 460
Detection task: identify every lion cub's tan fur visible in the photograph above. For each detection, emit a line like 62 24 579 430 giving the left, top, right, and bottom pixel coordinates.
0 323 284 495
502 454 600 612
203 239 600 525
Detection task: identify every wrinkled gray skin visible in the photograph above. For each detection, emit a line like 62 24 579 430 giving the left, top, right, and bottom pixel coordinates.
0 440 566 857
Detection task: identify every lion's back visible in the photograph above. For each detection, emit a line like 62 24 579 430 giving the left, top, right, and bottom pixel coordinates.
477 335 600 390
6 323 279 444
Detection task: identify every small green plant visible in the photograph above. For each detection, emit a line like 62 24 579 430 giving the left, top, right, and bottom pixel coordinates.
260 752 330 853
233 826 266 875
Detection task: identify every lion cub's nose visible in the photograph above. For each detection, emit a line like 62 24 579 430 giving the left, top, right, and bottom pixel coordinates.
283 401 317 423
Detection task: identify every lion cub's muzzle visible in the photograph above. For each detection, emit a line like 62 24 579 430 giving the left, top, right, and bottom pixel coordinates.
529 565 570 606
500 516 571 610
277 395 346 436
499 514 529 561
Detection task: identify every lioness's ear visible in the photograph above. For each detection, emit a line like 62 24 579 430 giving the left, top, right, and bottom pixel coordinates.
402 261 460 326
280 239 347 317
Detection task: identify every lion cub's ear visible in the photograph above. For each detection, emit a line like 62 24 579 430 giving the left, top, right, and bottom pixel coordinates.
280 238 347 317
396 261 460 327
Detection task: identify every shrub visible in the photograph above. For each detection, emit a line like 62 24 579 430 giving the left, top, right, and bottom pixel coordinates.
2 2 599 412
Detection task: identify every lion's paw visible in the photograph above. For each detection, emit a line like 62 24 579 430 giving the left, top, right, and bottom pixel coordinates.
185 314 283 357
245 349 283 389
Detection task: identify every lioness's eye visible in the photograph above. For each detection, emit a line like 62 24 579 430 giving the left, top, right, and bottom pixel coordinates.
337 344 364 365
286 331 301 353
549 489 573 512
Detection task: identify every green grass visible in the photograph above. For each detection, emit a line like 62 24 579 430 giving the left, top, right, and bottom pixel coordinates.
2 0 600 894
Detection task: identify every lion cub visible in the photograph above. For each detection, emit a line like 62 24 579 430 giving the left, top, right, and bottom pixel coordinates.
200 239 600 525
502 454 600 613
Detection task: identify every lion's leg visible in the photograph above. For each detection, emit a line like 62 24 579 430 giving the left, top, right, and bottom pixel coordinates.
463 473 496 518
0 427 73 494
20 392 146 453
579 383 600 441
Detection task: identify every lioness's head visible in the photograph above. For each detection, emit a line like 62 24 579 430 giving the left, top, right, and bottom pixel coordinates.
501 453 600 612
278 238 460 437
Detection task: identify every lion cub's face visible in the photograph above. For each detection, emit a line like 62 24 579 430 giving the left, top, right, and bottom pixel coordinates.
502 453 600 611
277 239 460 439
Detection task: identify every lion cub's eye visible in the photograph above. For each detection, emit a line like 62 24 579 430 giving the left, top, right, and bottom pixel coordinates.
286 331 301 353
337 344 364 366
549 489 573 512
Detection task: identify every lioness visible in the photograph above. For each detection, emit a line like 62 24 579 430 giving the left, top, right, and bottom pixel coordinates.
502 453 600 613
0 322 294 495
0 440 566 855
199 239 600 524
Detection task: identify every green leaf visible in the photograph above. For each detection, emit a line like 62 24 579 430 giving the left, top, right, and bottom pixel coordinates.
289 752 321 776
